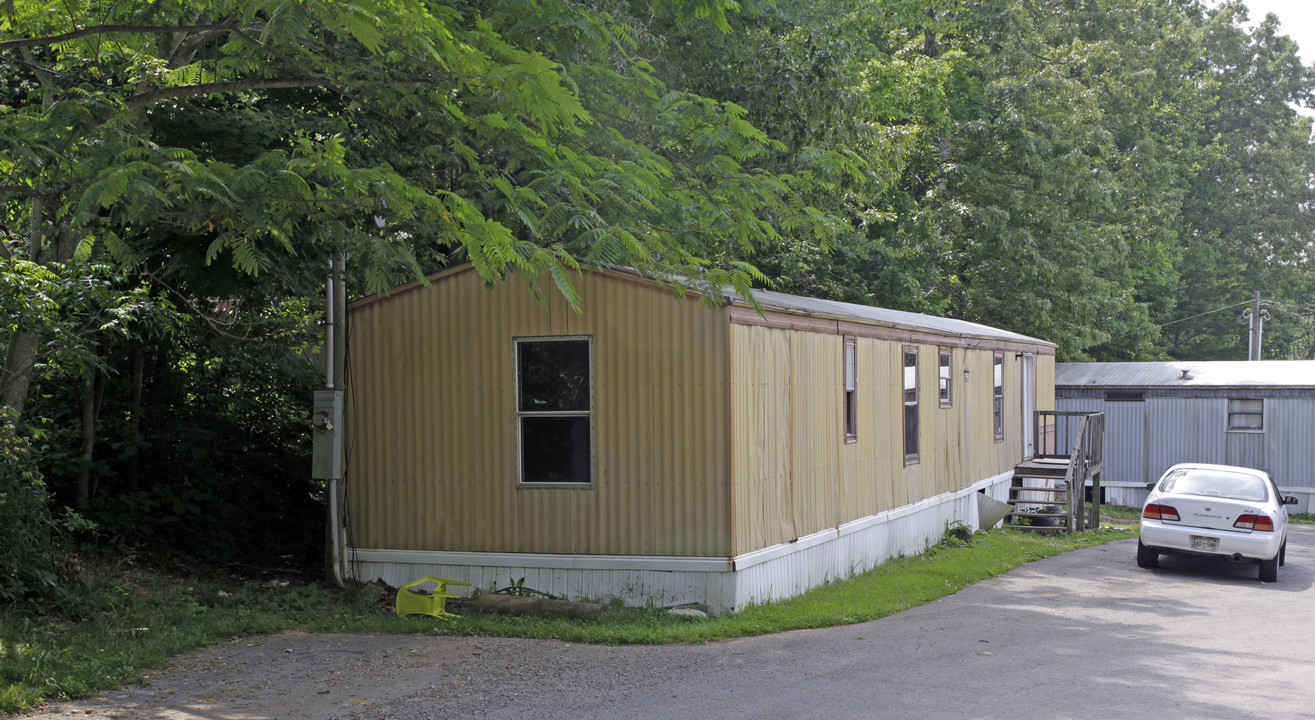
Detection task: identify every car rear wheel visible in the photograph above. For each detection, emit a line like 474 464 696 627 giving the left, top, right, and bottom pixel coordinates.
1136 539 1159 568
1259 553 1279 582
1279 541 1286 567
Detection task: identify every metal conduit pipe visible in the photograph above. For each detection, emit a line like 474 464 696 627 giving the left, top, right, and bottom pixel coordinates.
326 258 345 588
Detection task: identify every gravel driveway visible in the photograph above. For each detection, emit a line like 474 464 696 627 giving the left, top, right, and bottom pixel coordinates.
28 526 1315 720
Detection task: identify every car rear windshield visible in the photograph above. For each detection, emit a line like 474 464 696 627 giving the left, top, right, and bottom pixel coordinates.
1158 469 1269 502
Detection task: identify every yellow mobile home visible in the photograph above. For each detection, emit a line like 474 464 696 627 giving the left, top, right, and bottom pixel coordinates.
343 265 1055 612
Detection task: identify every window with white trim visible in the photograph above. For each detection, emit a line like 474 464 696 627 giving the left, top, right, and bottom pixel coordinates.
903 347 919 461
938 350 952 407
844 337 857 442
1227 398 1263 432
516 337 592 485
993 353 1005 441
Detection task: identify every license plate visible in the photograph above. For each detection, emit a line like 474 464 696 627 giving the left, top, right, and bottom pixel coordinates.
1190 535 1219 552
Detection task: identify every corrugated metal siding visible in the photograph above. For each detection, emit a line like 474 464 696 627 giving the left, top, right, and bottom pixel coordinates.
1037 355 1055 411
1266 401 1315 486
729 325 794 553
346 268 732 557
1057 393 1315 490
1103 400 1147 485
788 331 842 539
1145 398 1226 477
730 327 1029 555
1225 432 1267 472
989 352 1026 475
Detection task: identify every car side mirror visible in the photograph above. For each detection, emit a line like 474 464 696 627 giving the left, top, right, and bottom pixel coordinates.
1145 483 1156 491
1283 496 1299 506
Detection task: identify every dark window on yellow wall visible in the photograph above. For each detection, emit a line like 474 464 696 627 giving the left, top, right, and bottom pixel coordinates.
516 337 592 485
844 337 857 442
904 348 919 461
993 353 1005 441
939 350 952 407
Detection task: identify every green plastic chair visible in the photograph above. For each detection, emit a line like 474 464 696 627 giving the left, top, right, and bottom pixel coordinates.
395 576 473 619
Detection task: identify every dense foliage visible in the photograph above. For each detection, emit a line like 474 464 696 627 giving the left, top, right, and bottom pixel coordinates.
1 0 1312 588
651 0 1314 361
0 421 55 603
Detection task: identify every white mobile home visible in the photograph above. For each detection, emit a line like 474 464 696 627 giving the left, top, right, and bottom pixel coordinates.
1055 361 1315 510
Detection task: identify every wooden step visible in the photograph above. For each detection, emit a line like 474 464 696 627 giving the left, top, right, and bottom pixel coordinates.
1013 460 1072 478
1003 523 1066 532
1007 488 1069 496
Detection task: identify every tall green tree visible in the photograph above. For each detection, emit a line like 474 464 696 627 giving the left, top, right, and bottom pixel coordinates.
1 0 828 419
653 0 1314 361
1158 2 1315 359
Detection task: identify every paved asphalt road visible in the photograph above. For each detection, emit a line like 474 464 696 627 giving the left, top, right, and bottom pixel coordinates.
36 526 1315 720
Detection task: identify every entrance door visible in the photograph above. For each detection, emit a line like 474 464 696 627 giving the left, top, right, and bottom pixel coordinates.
1022 353 1036 459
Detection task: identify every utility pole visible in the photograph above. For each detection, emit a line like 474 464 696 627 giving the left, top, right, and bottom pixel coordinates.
1243 291 1270 361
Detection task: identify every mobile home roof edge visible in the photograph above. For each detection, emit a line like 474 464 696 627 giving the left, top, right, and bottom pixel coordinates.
734 287 1054 349
349 263 1054 348
1056 360 1315 388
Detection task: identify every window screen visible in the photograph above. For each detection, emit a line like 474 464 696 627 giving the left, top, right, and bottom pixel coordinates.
516 337 592 485
904 349 918 460
939 351 952 406
993 354 1004 440
1227 398 1263 431
844 338 857 441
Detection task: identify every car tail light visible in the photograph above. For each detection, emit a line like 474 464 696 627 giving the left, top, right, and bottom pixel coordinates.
1233 514 1275 532
1144 504 1180 522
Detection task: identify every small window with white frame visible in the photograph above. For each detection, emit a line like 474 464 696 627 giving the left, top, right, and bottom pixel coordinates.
844 337 857 442
1227 398 1263 432
903 347 919 462
993 353 1005 441
938 349 952 408
516 336 593 486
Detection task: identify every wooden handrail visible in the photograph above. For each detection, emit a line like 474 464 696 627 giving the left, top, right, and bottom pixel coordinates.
1036 410 1104 531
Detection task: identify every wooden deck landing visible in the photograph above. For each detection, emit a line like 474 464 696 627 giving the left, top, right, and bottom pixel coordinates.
1008 411 1105 532
1013 457 1073 478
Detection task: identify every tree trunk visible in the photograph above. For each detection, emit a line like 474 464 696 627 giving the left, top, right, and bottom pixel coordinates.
0 192 47 420
0 328 40 419
1 190 75 420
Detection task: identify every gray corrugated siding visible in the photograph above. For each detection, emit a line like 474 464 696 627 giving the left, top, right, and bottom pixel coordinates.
1105 400 1148 486
1055 394 1315 490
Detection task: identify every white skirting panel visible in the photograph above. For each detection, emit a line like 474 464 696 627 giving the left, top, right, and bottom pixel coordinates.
728 471 1014 609
1101 483 1147 508
348 471 1016 615
347 552 737 612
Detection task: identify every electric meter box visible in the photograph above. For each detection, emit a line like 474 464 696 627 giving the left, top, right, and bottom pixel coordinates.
312 389 343 479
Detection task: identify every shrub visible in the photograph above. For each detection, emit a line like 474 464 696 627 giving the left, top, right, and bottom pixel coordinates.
0 421 58 602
